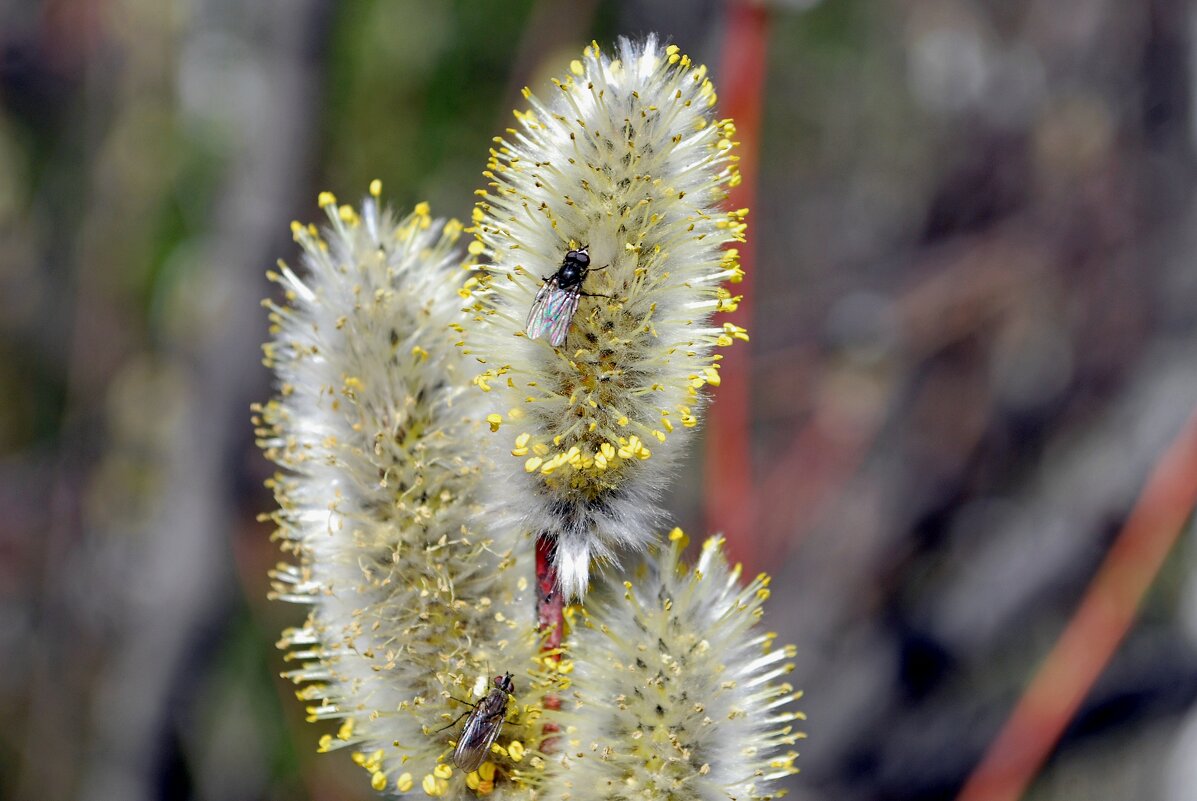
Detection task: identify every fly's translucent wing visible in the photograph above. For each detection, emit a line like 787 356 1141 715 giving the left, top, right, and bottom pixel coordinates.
452 699 507 773
525 279 556 338
526 277 581 347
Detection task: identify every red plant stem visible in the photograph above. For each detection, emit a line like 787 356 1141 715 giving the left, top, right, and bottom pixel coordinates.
705 1 770 569
535 535 565 653
955 407 1197 801
535 534 564 752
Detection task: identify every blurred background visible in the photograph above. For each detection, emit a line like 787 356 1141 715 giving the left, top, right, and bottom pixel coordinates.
3 0 1197 800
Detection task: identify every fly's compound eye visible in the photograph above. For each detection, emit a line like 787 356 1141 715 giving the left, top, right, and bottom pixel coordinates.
565 250 578 260
575 250 590 266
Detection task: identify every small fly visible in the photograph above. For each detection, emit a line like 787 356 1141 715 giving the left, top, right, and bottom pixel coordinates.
450 672 516 773
526 246 608 347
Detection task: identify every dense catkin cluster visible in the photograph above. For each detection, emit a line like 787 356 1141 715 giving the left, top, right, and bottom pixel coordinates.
259 37 806 801
465 36 749 599
255 188 553 797
551 532 804 801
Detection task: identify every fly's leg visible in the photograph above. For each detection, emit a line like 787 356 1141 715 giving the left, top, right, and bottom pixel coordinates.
432 709 473 734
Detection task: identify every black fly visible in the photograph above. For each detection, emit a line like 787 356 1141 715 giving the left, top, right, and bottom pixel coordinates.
451 672 516 773
526 246 608 346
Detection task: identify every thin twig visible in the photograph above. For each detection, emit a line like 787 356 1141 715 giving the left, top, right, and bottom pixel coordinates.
955 406 1197 801
704 0 771 569
535 534 564 753
535 535 565 652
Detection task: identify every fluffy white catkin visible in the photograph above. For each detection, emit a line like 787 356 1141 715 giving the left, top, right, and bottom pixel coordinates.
465 36 749 599
552 532 803 801
256 188 549 798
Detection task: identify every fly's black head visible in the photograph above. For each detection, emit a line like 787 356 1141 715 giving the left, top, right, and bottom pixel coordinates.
494 673 516 694
556 247 590 289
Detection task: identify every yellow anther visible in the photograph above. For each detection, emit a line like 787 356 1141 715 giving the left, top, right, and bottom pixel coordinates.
524 456 543 473
396 772 413 792
487 413 503 432
317 191 336 207
433 764 453 779
371 771 387 791
369 179 382 197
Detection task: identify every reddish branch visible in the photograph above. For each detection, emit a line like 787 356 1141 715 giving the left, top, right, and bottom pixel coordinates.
535 535 564 750
535 535 565 654
955 407 1197 801
704 1 770 569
